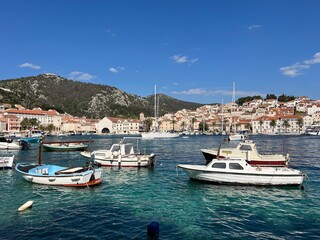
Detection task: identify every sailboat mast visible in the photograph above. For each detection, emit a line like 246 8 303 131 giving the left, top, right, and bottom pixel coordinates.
221 99 224 133
154 85 158 131
232 82 236 132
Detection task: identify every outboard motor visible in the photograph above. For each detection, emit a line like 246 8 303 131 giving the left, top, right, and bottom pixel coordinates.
20 140 31 150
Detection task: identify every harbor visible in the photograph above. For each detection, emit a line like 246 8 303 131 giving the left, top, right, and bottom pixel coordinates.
0 134 319 239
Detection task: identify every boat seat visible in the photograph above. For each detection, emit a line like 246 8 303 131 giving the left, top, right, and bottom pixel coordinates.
55 167 84 175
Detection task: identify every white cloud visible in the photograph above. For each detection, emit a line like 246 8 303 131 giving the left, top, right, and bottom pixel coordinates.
104 29 116 37
109 66 125 73
109 67 118 73
280 64 310 77
170 55 198 65
19 62 41 70
248 25 261 31
304 52 320 64
172 88 263 97
69 71 96 81
280 52 320 77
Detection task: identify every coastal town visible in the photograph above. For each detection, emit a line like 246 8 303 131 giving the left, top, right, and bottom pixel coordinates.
1 95 319 136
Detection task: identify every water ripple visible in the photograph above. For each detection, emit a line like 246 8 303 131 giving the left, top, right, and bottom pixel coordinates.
0 135 319 239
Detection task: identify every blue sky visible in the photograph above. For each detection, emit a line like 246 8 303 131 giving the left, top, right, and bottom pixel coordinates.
1 0 320 104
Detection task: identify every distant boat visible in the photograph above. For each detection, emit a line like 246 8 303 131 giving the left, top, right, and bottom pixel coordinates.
228 133 247 141
141 131 179 139
81 137 156 167
20 136 42 143
0 154 15 169
141 85 179 139
42 141 90 152
0 136 24 150
178 158 304 186
305 125 320 135
228 82 247 141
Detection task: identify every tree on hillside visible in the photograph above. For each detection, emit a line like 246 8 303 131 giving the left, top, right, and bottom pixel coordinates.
265 94 277 100
236 95 262 106
245 123 252 132
259 120 263 133
199 122 208 132
180 121 186 131
282 120 290 132
20 118 40 130
297 118 304 134
278 94 295 102
145 118 153 132
270 119 277 133
191 118 196 131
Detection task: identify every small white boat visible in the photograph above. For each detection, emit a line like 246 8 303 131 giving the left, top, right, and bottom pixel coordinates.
0 136 23 150
0 154 15 169
81 137 156 167
141 132 179 139
178 159 304 186
201 140 289 167
42 142 88 151
305 125 320 135
15 163 103 187
15 141 103 187
227 133 247 141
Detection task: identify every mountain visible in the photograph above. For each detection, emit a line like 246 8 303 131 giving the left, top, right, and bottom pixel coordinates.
0 74 203 119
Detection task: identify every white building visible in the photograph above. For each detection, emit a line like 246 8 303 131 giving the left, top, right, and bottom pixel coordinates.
96 117 140 134
4 108 61 129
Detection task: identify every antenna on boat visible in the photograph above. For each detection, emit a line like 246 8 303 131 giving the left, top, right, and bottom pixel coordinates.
38 142 43 165
216 138 224 160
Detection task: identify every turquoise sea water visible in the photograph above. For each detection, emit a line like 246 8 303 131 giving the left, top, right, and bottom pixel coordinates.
0 135 319 239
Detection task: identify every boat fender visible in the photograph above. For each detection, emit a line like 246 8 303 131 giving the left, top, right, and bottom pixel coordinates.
18 200 33 212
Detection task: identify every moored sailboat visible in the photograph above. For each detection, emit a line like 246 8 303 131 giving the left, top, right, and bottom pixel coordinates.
141 85 179 139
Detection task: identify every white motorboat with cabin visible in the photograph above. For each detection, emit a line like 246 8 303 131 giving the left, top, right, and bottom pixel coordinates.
0 136 23 150
201 140 289 167
305 125 320 136
81 137 156 167
178 158 304 186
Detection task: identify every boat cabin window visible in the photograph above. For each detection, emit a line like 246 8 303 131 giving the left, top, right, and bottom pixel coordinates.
111 145 120 153
0 137 9 143
229 163 244 170
239 144 252 151
211 162 226 169
124 144 134 155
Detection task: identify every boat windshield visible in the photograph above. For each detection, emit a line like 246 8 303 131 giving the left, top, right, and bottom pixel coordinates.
111 145 120 153
239 145 252 151
0 137 9 143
